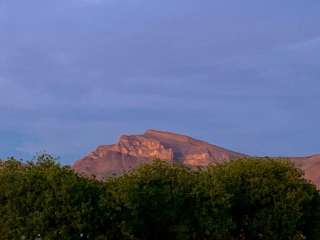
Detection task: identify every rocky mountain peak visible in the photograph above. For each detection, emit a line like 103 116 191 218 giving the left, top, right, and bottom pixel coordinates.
73 129 245 179
73 129 320 188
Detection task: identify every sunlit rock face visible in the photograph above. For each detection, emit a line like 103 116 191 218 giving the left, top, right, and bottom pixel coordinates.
73 129 320 188
73 129 245 179
143 129 245 166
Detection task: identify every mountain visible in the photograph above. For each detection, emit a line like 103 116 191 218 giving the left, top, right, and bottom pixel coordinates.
290 154 320 188
73 129 320 188
73 129 245 179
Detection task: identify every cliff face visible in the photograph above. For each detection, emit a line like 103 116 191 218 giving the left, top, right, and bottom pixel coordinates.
73 129 320 188
73 129 245 179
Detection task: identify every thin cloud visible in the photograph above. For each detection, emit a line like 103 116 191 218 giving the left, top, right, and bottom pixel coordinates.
287 37 320 50
1 0 320 162
77 0 104 4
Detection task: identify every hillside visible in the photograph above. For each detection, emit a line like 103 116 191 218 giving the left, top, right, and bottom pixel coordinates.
73 129 320 187
73 129 245 179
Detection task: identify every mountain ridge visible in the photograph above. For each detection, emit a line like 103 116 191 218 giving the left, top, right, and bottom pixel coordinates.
73 129 320 187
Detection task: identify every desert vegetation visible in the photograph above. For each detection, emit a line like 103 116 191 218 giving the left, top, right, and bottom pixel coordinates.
0 154 319 240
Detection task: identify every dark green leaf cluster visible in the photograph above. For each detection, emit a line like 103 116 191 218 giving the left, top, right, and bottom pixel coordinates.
0 155 319 240
0 154 108 240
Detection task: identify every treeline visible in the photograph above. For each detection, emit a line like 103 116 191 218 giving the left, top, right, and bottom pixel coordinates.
0 155 320 240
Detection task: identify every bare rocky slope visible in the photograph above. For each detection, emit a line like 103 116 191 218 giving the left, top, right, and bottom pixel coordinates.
290 155 320 188
73 129 320 187
73 129 245 179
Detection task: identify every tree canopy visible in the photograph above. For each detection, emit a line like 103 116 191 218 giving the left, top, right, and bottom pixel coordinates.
0 155 319 240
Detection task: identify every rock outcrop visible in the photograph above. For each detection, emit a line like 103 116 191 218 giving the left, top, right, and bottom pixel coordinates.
73 129 245 179
73 129 320 188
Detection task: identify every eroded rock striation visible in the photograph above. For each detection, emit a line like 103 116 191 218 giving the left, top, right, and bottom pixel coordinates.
73 129 245 179
73 129 320 188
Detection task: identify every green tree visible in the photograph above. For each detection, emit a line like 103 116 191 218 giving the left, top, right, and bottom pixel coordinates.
111 160 195 240
191 168 234 240
205 158 320 240
0 154 107 240
108 160 234 240
1 155 319 240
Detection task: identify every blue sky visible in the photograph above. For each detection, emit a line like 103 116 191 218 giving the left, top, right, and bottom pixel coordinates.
1 0 320 164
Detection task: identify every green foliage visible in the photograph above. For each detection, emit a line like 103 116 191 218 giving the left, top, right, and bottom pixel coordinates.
192 169 234 240
110 161 195 240
205 158 320 240
0 156 319 240
0 154 108 240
